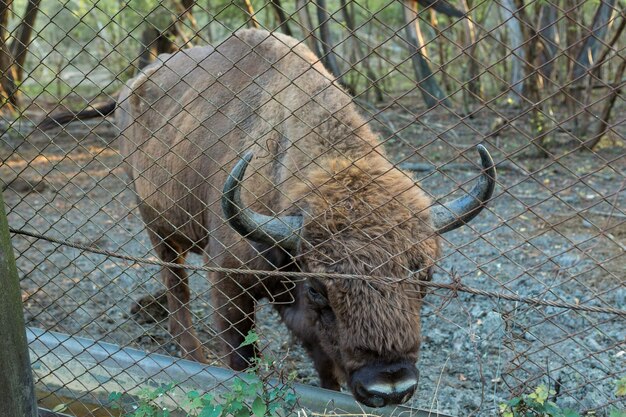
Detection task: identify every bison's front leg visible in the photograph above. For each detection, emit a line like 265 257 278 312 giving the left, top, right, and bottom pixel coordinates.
211 273 258 370
276 303 341 390
150 236 205 362
302 340 341 390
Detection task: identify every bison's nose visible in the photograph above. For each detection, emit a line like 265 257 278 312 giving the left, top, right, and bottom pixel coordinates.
349 361 419 408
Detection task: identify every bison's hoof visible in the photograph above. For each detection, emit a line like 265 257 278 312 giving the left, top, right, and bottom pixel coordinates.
130 290 169 323
184 347 209 363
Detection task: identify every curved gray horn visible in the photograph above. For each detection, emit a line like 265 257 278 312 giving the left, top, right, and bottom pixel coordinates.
431 145 496 234
222 152 303 250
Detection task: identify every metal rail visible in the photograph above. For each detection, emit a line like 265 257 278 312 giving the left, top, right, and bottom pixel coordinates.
27 328 454 417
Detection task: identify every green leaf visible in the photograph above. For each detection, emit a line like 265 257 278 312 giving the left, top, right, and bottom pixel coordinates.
284 391 297 406
542 401 560 415
109 392 122 402
528 384 550 405
616 376 626 397
239 331 259 348
200 393 215 406
252 396 267 417
228 399 244 413
199 404 223 417
508 397 521 407
234 407 251 417
243 382 261 397
268 400 279 411
135 405 156 417
609 409 626 417
108 391 123 409
154 383 175 397
52 404 68 413
183 394 204 411
561 409 581 417
138 386 158 401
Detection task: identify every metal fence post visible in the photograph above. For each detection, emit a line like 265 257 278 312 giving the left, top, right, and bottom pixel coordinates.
0 192 38 417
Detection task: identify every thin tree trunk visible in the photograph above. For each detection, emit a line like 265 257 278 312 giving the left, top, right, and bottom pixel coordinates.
460 0 481 107
500 0 525 106
562 2 581 119
594 10 626 69
534 0 559 133
205 0 214 43
175 0 201 43
339 0 357 68
571 0 616 82
243 0 260 28
413 12 429 60
137 27 177 70
8 0 41 85
0 45 16 111
340 0 382 101
583 58 625 150
537 2 558 80
569 0 616 137
138 27 161 70
0 0 17 112
296 0 322 58
515 0 552 157
315 0 343 82
180 0 197 21
0 0 12 39
417 0 463 17
270 0 292 36
430 10 450 92
402 0 449 108
339 0 358 95
137 1 199 71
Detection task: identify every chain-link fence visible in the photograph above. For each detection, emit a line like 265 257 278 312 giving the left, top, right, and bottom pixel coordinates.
1 0 624 416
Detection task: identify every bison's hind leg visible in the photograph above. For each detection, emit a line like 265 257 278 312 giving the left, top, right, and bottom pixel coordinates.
130 289 169 323
148 233 206 362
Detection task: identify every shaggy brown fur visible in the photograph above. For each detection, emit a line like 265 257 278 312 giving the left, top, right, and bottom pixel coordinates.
116 29 439 390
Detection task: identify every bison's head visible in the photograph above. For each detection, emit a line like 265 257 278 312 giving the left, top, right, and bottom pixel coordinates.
222 146 495 407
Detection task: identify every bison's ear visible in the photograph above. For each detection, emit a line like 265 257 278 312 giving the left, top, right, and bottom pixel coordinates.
430 145 496 234
222 152 304 251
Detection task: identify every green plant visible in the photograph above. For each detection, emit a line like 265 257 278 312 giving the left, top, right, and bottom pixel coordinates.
615 377 626 398
109 331 297 417
500 378 626 417
610 377 626 417
499 385 579 417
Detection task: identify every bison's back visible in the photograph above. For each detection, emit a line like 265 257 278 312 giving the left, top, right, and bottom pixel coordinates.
116 29 351 250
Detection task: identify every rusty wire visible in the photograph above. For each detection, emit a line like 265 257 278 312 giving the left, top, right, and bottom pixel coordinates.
9 225 626 317
1 0 625 416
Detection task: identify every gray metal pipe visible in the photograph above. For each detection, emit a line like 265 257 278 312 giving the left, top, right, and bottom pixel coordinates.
27 328 453 417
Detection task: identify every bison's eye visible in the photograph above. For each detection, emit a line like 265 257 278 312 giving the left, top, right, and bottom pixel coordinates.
307 285 328 307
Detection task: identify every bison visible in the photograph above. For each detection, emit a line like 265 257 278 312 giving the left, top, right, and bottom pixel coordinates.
44 29 496 408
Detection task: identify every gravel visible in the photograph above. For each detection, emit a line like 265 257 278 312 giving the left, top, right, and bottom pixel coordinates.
1 115 624 416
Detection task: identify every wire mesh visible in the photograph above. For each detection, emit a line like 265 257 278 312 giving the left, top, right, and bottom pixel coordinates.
0 0 624 416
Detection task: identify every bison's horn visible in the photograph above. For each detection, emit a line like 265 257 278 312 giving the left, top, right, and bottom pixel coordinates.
222 152 303 251
431 145 496 234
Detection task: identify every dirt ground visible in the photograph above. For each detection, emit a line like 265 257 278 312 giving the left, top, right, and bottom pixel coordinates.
1 100 624 416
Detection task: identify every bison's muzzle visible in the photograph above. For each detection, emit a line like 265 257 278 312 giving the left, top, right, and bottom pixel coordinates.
349 361 419 407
